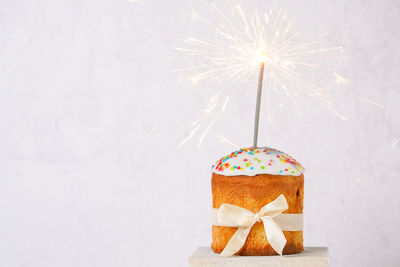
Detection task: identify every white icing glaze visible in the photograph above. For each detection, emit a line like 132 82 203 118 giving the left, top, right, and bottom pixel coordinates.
212 147 304 177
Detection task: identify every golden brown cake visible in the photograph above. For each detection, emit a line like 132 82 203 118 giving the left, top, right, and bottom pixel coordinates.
211 147 305 256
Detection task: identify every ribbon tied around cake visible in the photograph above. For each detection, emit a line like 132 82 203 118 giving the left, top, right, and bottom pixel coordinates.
213 194 302 256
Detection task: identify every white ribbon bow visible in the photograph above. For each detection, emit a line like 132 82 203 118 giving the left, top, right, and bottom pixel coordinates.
215 194 289 256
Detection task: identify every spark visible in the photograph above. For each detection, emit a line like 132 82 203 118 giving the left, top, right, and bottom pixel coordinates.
177 124 201 148
334 73 350 86
392 138 400 148
197 96 229 148
340 90 384 108
137 122 159 150
219 135 239 149
143 122 159 143
175 1 349 120
333 73 384 109
178 93 230 148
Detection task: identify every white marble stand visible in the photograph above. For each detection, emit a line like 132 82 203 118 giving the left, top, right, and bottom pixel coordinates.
189 247 329 267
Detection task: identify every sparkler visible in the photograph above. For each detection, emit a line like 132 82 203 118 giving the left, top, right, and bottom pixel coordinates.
175 2 346 147
174 1 382 148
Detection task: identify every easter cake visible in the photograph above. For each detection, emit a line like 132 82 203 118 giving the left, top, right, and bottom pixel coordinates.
211 147 304 256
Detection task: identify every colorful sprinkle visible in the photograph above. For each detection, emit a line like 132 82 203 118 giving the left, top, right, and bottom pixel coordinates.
212 147 304 176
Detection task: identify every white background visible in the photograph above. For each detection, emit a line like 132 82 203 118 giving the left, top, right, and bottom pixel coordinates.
1 0 400 266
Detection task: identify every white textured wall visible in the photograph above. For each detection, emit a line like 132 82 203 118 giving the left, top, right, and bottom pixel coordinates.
0 0 399 266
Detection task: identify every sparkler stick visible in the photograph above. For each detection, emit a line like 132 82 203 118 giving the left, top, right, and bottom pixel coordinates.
253 61 265 148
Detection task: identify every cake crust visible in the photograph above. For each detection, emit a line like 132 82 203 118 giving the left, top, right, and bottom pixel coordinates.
211 173 304 256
